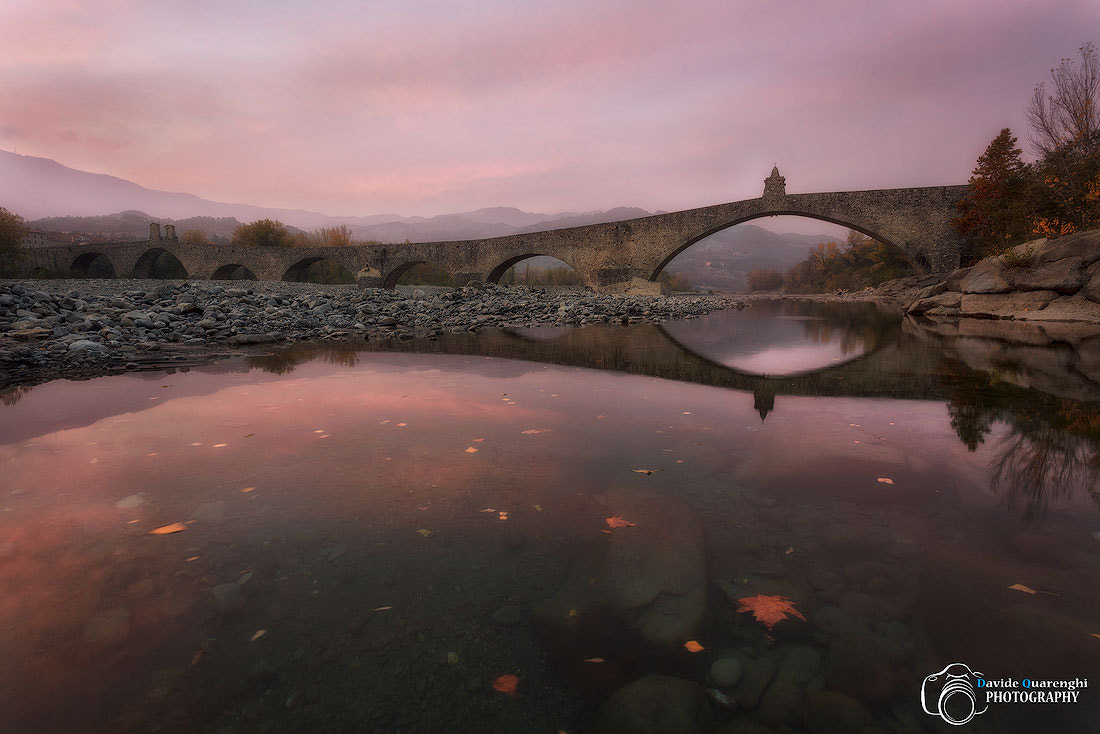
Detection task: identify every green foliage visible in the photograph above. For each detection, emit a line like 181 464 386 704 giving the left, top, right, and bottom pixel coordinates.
1001 244 1035 269
0 206 26 274
784 231 913 293
745 268 784 291
231 219 291 247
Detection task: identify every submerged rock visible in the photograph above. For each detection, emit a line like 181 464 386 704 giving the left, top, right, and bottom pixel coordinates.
589 675 713 734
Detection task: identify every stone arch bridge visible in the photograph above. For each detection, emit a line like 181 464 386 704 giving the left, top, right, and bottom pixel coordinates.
16 170 970 291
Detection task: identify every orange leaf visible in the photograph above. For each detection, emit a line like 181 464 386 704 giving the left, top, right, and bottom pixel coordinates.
583 657 605 663
465 446 479 453
492 674 519 696
1008 583 1037 594
605 516 636 528
877 477 895 485
149 522 187 535
736 594 807 631
522 428 552 434
683 640 704 653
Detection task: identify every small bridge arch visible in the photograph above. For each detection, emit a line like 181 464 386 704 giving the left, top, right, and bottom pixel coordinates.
70 251 117 278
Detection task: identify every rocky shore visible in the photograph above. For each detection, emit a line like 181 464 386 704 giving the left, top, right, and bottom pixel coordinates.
891 229 1100 322
0 279 745 388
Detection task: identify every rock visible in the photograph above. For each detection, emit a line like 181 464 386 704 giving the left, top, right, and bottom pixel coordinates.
802 691 871 734
731 653 776 710
82 607 131 649
211 582 245 616
588 675 713 734
777 645 822 685
960 259 1013 294
757 680 803 728
710 657 744 687
230 333 277 345
1026 295 1100 322
906 291 961 315
1032 230 1100 266
1012 256 1089 294
959 290 1058 318
491 605 522 626
115 494 145 510
943 266 973 291
825 633 898 707
68 339 108 352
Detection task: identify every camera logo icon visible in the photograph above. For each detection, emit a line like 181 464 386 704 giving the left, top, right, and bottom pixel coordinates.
921 663 989 726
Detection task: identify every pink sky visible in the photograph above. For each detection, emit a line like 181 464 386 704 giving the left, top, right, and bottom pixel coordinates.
1 0 1095 218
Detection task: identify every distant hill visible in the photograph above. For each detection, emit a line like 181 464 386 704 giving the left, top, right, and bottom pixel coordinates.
661 225 835 291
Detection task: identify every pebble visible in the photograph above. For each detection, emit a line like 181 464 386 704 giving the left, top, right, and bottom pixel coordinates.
0 279 745 388
709 656 744 687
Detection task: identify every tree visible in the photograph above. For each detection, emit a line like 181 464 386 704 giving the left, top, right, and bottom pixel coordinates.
746 269 784 291
0 206 27 274
182 228 207 244
952 129 1033 253
1026 42 1100 237
231 219 291 247
1026 42 1099 159
316 225 353 247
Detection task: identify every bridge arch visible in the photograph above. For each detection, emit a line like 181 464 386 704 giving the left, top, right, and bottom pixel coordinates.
649 210 925 283
70 252 117 278
487 254 583 286
282 257 355 284
133 247 189 279
211 264 259 280
383 261 454 289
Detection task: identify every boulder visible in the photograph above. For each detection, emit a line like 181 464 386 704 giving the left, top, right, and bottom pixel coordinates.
588 675 713 734
1026 295 1100 323
959 259 1013 294
906 292 961 315
959 291 1058 318
1080 261 1100 304
1032 230 1100 266
943 266 973 292
1012 256 1088 294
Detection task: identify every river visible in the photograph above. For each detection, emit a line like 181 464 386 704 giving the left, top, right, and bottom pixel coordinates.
1 300 1098 733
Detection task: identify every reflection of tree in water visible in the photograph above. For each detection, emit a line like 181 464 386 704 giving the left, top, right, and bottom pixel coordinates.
788 300 902 356
1 385 33 407
244 344 364 375
945 365 1100 520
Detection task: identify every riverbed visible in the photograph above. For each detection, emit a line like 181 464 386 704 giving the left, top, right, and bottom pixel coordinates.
1 300 1098 733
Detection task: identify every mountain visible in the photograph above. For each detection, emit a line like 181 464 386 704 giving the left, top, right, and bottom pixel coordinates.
662 225 834 291
0 150 403 229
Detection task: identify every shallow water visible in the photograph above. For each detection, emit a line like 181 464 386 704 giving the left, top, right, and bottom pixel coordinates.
2 300 1099 733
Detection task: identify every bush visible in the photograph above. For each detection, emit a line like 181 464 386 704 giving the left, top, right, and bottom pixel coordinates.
231 219 291 247
746 269 784 291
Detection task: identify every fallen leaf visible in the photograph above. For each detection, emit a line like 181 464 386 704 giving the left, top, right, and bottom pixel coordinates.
250 629 266 641
631 468 663 475
372 606 392 612
146 452 158 457
447 651 460 665
243 433 254 438
313 430 325 434
683 411 692 415
877 477 895 485
605 516 637 528
784 546 795 555
1091 633 1100 640
190 650 203 666
396 423 407 427
416 529 433 537
583 657 605 663
1008 583 1038 594
190 442 203 446
498 512 508 520
567 609 578 617
480 508 496 513
683 640 705 653
212 443 227 448
241 486 256 493
533 504 543 512
149 522 187 535
736 594 806 631
522 428 552 434
492 674 519 696
472 438 485 442
185 555 200 562
465 447 479 453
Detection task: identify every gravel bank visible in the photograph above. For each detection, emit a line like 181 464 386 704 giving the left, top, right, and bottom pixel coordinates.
0 279 745 388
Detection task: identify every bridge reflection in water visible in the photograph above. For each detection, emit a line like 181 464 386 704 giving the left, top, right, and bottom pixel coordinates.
238 300 1100 522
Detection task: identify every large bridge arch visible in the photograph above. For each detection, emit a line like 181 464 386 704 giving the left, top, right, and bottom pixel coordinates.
383 260 454 289
211 263 259 280
70 252 118 278
648 209 927 282
486 254 584 285
133 247 189 279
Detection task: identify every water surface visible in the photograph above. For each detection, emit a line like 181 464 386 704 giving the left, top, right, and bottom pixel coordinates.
2 301 1099 733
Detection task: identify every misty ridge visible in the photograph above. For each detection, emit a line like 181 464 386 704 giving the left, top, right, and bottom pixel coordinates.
2 149 836 289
